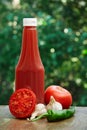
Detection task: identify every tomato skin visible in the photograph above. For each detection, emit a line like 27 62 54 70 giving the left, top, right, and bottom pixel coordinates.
44 85 72 109
9 88 36 118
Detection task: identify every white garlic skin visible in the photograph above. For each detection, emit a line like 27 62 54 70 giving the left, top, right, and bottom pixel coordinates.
30 103 47 120
46 96 63 111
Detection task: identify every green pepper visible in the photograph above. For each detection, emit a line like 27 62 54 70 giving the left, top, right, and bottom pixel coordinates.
47 106 75 122
30 106 75 122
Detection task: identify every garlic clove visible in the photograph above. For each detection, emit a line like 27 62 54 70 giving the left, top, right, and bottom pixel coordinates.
30 103 47 120
30 112 38 120
46 96 62 111
35 103 46 111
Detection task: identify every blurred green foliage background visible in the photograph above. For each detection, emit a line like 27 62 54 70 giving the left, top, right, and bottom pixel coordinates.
0 0 87 106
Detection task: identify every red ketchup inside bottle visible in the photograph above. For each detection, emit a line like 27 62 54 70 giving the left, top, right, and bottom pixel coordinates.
15 18 45 103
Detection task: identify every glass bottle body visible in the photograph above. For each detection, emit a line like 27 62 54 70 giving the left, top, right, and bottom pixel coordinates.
15 26 45 103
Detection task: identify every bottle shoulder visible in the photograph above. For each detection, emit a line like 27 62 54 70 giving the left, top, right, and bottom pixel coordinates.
16 62 44 72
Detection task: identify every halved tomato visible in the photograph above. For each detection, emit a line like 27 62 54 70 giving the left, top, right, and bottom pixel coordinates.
9 88 36 118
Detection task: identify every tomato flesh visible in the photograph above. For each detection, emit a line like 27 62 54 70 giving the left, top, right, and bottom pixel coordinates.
9 88 36 118
44 85 72 109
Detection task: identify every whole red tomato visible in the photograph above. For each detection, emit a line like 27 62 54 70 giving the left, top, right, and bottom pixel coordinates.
44 85 72 109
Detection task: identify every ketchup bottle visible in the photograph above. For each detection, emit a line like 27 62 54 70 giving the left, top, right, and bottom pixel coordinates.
15 18 45 103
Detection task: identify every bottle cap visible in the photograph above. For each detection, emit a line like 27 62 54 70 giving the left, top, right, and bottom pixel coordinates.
23 18 37 26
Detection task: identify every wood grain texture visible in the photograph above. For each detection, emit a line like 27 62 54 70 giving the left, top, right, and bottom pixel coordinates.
0 106 87 130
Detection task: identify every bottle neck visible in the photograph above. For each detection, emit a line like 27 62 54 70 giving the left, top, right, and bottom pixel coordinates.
22 26 38 47
22 26 38 58
18 26 42 69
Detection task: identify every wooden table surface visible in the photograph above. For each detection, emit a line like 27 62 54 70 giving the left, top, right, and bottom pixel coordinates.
0 106 87 130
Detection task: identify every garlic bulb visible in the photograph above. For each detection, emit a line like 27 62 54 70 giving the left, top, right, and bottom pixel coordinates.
30 103 47 120
46 96 62 111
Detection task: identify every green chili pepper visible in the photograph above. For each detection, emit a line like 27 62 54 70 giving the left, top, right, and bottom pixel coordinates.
47 106 75 122
30 106 75 122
